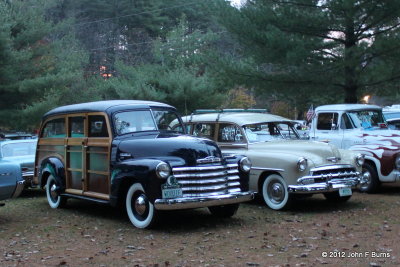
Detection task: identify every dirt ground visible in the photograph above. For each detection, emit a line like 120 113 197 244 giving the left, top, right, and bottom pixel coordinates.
1 185 400 267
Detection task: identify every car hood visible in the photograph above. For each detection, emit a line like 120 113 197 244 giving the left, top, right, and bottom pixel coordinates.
117 133 223 167
248 140 344 168
354 128 400 146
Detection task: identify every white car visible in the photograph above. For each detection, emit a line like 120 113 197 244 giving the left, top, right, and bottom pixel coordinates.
175 110 363 210
309 104 400 193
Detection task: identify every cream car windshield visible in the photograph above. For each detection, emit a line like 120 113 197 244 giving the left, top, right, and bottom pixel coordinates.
114 110 184 135
347 110 386 129
244 122 300 142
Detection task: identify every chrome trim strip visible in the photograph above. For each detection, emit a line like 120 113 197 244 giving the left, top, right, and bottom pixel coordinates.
310 164 354 173
182 182 241 192
177 177 239 185
288 178 360 194
173 163 238 172
174 170 237 179
297 171 360 183
251 167 285 172
154 191 254 210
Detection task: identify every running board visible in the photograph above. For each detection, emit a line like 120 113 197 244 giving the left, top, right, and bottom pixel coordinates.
61 193 110 204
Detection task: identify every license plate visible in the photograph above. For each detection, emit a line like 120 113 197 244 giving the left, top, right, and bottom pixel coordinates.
162 188 183 199
339 187 352 197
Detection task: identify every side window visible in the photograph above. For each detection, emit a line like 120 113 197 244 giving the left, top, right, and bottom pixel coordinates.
89 115 109 137
41 118 66 138
69 117 85 137
193 123 215 139
316 113 338 130
218 124 244 143
340 114 353 129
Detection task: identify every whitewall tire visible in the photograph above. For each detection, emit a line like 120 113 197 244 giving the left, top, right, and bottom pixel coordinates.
126 183 157 229
262 174 291 210
46 175 66 209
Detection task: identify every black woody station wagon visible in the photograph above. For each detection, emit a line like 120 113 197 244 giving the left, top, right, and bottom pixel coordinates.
33 100 254 228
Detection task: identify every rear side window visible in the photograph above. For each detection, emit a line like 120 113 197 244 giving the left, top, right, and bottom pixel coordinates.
316 113 338 130
193 123 215 139
70 117 85 137
89 115 109 137
41 118 66 138
218 124 244 143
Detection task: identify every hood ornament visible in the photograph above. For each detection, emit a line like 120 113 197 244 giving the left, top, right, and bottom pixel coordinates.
326 156 341 163
196 156 222 164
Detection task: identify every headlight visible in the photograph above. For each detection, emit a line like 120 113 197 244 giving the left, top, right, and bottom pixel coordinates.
239 157 252 172
297 157 308 172
156 162 171 179
395 155 400 170
355 154 365 167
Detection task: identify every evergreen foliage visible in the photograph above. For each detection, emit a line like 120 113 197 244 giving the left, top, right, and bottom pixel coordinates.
213 0 400 104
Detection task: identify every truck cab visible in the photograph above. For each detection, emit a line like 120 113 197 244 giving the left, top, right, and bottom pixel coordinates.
309 104 400 192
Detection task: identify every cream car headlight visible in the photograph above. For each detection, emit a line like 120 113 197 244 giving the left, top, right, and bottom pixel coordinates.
395 155 400 170
355 154 365 167
156 162 171 179
297 157 308 172
240 157 252 172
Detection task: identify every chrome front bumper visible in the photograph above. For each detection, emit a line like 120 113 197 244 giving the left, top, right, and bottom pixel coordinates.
154 191 254 210
11 180 25 198
288 177 360 194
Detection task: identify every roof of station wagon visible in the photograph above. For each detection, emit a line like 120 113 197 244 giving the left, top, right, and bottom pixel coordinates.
181 112 292 126
315 104 381 112
43 100 175 119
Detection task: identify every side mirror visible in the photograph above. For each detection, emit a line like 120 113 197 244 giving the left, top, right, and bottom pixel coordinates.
331 123 338 130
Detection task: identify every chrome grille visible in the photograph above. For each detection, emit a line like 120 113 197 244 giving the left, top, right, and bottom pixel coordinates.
297 164 360 184
172 163 241 197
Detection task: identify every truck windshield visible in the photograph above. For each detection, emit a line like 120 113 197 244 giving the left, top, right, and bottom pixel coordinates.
114 109 184 135
347 110 386 129
244 122 299 142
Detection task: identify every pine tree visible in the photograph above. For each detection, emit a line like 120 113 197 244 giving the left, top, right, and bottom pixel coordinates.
214 0 400 103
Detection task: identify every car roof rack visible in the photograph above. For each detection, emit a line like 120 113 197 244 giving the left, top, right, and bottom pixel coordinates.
189 108 268 122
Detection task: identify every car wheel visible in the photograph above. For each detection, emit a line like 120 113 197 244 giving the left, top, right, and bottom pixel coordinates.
359 162 380 193
126 183 157 229
46 175 67 209
208 204 239 218
323 192 352 202
262 174 291 210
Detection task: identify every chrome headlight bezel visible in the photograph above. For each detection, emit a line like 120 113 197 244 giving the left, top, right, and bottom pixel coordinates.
239 157 252 172
355 154 365 167
395 155 400 170
156 162 171 179
297 157 308 172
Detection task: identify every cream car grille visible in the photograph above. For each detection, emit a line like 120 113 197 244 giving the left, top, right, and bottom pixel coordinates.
172 163 241 197
310 165 359 183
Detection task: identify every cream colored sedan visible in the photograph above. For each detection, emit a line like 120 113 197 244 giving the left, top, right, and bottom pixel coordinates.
176 111 364 210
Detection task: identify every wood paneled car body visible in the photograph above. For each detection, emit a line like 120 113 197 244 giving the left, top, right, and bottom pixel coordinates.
177 110 363 210
34 101 253 228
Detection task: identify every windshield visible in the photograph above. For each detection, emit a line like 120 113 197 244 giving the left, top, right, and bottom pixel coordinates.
113 109 184 135
347 110 386 129
244 122 299 142
1 142 36 158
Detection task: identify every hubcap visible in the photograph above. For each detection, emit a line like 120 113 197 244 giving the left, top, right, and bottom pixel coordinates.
361 170 372 190
50 183 58 201
134 194 147 216
268 181 285 203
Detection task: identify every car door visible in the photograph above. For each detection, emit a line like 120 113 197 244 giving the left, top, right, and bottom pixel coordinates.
0 163 19 200
84 113 111 200
65 115 86 195
312 112 342 147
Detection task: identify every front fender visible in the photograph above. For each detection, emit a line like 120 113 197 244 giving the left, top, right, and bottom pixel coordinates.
39 157 65 189
110 159 167 206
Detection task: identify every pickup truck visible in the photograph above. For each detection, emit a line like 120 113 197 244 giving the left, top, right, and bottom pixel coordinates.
309 104 400 193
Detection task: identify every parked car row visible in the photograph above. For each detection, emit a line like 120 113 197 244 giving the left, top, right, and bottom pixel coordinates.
2 100 400 229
